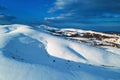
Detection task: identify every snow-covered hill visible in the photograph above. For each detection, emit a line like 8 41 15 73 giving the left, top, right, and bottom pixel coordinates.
42 25 120 48
0 24 120 80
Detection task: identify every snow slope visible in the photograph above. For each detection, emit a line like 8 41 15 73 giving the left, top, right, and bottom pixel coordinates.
0 24 120 80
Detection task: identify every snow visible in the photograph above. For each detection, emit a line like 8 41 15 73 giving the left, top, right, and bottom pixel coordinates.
0 24 120 80
102 46 120 55
60 28 119 37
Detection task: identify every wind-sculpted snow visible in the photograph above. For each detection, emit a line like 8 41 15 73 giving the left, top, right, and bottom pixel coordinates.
0 24 120 80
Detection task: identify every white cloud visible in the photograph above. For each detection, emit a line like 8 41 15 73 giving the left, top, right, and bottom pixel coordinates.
48 0 78 13
44 12 74 22
44 16 63 21
0 14 5 18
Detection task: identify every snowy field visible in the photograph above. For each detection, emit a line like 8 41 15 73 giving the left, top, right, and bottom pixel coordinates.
0 24 120 80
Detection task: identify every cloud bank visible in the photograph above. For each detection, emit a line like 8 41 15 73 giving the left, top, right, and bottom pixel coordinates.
0 5 16 24
0 14 16 24
46 0 120 22
0 5 6 10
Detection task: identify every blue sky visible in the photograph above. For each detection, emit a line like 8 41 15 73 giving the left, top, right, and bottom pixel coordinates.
0 0 120 29
0 0 56 23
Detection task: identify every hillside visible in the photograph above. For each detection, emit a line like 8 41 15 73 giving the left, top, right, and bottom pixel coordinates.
0 24 120 80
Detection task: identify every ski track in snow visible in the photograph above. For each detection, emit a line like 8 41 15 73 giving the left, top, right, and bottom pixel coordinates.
0 24 120 80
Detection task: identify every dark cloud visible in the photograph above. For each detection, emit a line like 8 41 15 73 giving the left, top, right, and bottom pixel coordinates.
0 5 6 10
47 0 120 22
45 0 120 32
0 14 16 24
0 5 15 24
52 0 120 14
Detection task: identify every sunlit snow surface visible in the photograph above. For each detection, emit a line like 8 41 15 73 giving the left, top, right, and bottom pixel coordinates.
0 24 120 80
